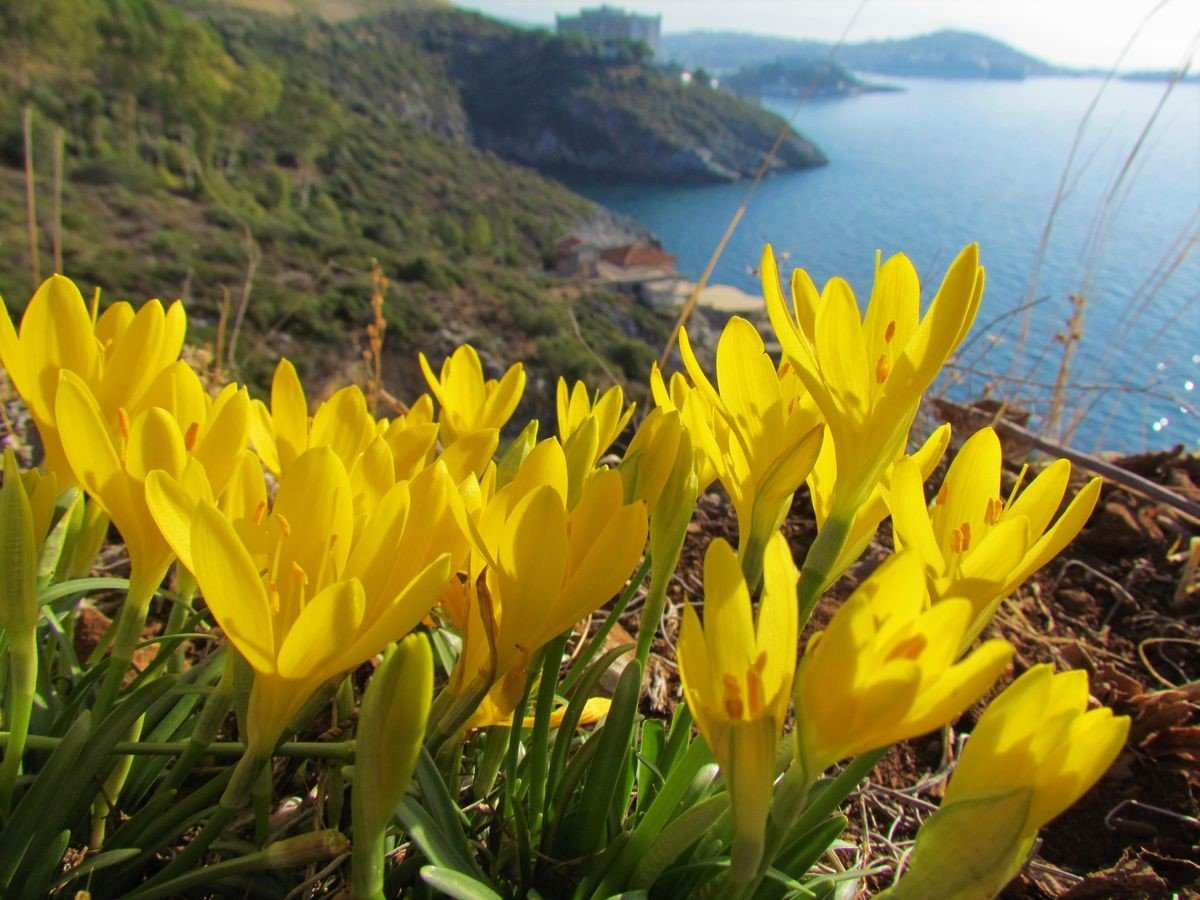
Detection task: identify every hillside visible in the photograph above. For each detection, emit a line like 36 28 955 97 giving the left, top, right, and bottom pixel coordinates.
663 28 1057 80
0 0 675 416
395 9 826 183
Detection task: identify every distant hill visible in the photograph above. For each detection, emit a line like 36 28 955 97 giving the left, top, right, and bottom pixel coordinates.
662 28 1057 80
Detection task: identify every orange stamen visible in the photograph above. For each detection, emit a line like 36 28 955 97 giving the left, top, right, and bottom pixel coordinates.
184 422 200 451
875 354 891 384
722 673 744 719
884 320 897 342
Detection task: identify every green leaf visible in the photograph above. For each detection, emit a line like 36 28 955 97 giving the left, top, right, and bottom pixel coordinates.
0 711 90 890
51 847 141 891
567 658 642 857
544 640 635 827
592 737 715 897
397 749 492 886
785 748 886 847
634 720 664 817
16 828 69 900
6 676 177 890
37 577 133 609
775 815 847 879
629 792 731 891
420 865 504 900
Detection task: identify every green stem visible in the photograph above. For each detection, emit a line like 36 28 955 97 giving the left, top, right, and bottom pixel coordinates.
0 732 355 760
154 652 236 797
350 826 386 900
146 750 267 886
563 555 651 693
0 629 37 815
93 575 160 721
528 634 568 833
797 516 852 626
163 579 195 675
634 563 671 673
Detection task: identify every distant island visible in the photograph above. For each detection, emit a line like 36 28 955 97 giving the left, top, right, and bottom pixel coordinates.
660 28 1198 84
720 59 898 101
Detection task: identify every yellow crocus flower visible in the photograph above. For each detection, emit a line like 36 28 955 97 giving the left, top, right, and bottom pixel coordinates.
418 343 525 443
764 245 984 523
378 393 440 481
557 377 635 464
56 363 249 601
884 665 1129 899
793 551 1013 781
166 448 456 758
441 438 647 730
808 424 952 591
0 275 185 485
56 362 250 713
676 534 798 882
678 317 824 585
249 358 377 476
650 362 719 491
889 426 1102 645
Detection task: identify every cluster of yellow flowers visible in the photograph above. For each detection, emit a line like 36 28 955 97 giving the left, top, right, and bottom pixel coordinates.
0 243 1128 896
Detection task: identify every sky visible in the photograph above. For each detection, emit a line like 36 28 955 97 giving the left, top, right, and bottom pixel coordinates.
457 0 1200 72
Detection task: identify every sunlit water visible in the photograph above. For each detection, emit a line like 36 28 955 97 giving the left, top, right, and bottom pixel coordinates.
577 76 1200 453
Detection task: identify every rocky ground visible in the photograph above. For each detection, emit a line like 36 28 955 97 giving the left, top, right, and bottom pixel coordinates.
622 442 1200 898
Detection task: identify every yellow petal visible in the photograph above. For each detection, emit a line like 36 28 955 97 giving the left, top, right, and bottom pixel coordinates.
1004 477 1101 595
276 578 367 680
328 554 453 675
271 358 309 470
439 429 499 483
126 407 187 480
146 469 210 573
249 399 282 474
813 277 869 422
311 386 374 466
193 385 251 496
701 538 756 683
97 300 175 413
191 500 276 673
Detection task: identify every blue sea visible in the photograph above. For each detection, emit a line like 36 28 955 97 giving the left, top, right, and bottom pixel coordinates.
577 76 1200 454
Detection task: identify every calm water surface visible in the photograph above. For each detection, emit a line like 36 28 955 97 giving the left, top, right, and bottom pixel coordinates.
579 77 1200 453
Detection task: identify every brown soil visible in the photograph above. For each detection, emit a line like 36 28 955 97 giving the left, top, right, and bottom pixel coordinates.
622 445 1200 898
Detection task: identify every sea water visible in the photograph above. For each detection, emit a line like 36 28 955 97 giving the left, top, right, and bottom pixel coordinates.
579 76 1200 453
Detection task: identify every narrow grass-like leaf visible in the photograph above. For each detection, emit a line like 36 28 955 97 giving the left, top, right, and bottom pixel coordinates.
775 815 848 880
629 793 731 891
420 865 504 900
590 737 713 897
634 720 664 818
398 749 491 884
785 748 886 848
0 710 90 890
51 847 141 891
37 577 132 608
7 676 176 890
16 828 69 900
526 634 567 836
567 659 642 857
543 641 633 828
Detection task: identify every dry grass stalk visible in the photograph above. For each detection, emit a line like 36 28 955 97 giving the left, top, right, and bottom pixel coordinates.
23 105 40 287
364 259 388 416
